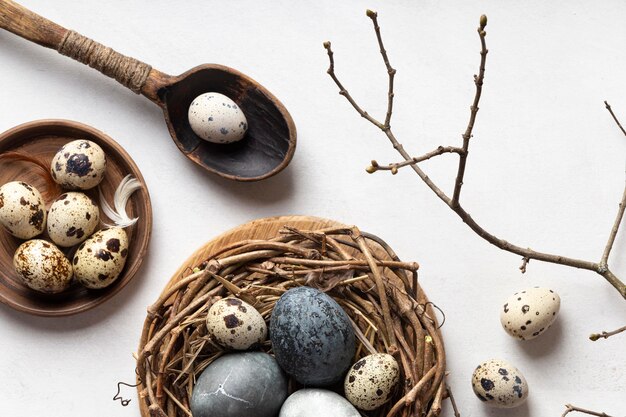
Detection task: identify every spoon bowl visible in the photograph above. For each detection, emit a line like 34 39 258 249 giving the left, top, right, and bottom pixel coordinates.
0 0 296 181
158 64 296 181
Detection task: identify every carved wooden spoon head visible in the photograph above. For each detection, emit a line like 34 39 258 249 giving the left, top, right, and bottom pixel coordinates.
152 64 297 181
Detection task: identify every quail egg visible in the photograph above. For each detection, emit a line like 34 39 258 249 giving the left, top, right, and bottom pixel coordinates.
13 239 73 293
500 287 560 340
472 358 529 408
0 181 46 239
50 139 107 190
188 92 248 144
47 192 99 247
73 227 128 289
344 353 399 410
206 297 267 350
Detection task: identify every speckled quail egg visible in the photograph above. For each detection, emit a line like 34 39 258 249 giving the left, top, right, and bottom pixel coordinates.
50 139 107 190
47 192 99 247
188 92 248 144
344 353 399 410
73 227 128 289
472 359 529 408
13 239 73 293
206 297 267 350
0 181 46 239
500 287 560 340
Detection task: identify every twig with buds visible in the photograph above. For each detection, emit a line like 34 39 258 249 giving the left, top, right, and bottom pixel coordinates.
323 11 626 332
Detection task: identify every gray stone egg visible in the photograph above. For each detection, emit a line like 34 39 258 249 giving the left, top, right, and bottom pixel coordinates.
279 389 361 417
191 352 288 417
270 286 356 386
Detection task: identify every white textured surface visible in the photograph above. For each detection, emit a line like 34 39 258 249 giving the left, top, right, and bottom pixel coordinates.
0 1 625 416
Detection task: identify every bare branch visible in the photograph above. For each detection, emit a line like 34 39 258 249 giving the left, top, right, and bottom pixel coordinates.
605 101 626 136
589 324 626 341
366 9 396 128
324 12 626 302
323 41 384 130
366 146 465 174
600 101 626 269
561 404 614 417
451 15 489 207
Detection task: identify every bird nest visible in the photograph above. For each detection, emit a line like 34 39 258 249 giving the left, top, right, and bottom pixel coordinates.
136 223 449 417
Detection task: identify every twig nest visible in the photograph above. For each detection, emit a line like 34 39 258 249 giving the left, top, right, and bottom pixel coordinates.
190 352 288 417
47 192 99 247
270 286 356 386
206 297 267 350
472 359 528 408
344 353 399 410
50 139 107 190
13 239 72 293
279 389 360 417
136 223 447 417
500 287 560 340
0 181 46 239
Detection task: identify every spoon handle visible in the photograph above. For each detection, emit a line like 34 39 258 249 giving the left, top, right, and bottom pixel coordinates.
0 0 170 103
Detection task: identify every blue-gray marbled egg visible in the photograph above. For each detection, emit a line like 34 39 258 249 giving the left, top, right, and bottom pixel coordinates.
279 389 361 417
190 352 288 417
269 286 356 386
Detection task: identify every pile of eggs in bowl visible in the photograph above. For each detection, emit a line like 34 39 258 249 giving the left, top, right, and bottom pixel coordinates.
190 286 400 417
0 140 138 294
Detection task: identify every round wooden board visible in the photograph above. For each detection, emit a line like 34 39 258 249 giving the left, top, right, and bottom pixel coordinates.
0 120 153 316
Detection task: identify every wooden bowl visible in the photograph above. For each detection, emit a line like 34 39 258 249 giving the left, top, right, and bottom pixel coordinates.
0 119 152 316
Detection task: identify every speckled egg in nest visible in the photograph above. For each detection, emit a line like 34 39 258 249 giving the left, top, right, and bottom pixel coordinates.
136 217 450 417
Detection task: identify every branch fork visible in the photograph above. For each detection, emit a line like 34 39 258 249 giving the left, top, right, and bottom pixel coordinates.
323 10 626 341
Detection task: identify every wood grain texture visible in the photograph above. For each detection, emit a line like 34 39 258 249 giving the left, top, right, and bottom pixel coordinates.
0 119 152 316
0 0 66 48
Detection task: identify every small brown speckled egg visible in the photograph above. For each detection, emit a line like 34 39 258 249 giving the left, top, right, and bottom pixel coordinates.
344 353 399 410
50 140 107 190
500 287 560 340
73 227 128 289
13 239 73 293
47 192 99 247
206 297 267 350
0 181 46 239
472 359 528 408
188 92 248 144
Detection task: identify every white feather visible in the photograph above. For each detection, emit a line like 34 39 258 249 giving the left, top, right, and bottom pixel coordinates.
99 175 142 228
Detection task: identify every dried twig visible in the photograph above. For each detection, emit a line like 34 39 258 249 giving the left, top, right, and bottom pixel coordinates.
589 324 626 341
323 11 626 305
561 403 614 417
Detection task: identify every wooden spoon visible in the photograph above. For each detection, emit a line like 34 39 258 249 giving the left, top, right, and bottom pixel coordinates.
0 0 296 181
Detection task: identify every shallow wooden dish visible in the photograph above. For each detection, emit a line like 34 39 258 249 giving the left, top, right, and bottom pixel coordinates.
0 119 153 316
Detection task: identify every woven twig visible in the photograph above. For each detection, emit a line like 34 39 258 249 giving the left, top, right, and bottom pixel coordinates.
136 226 449 417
